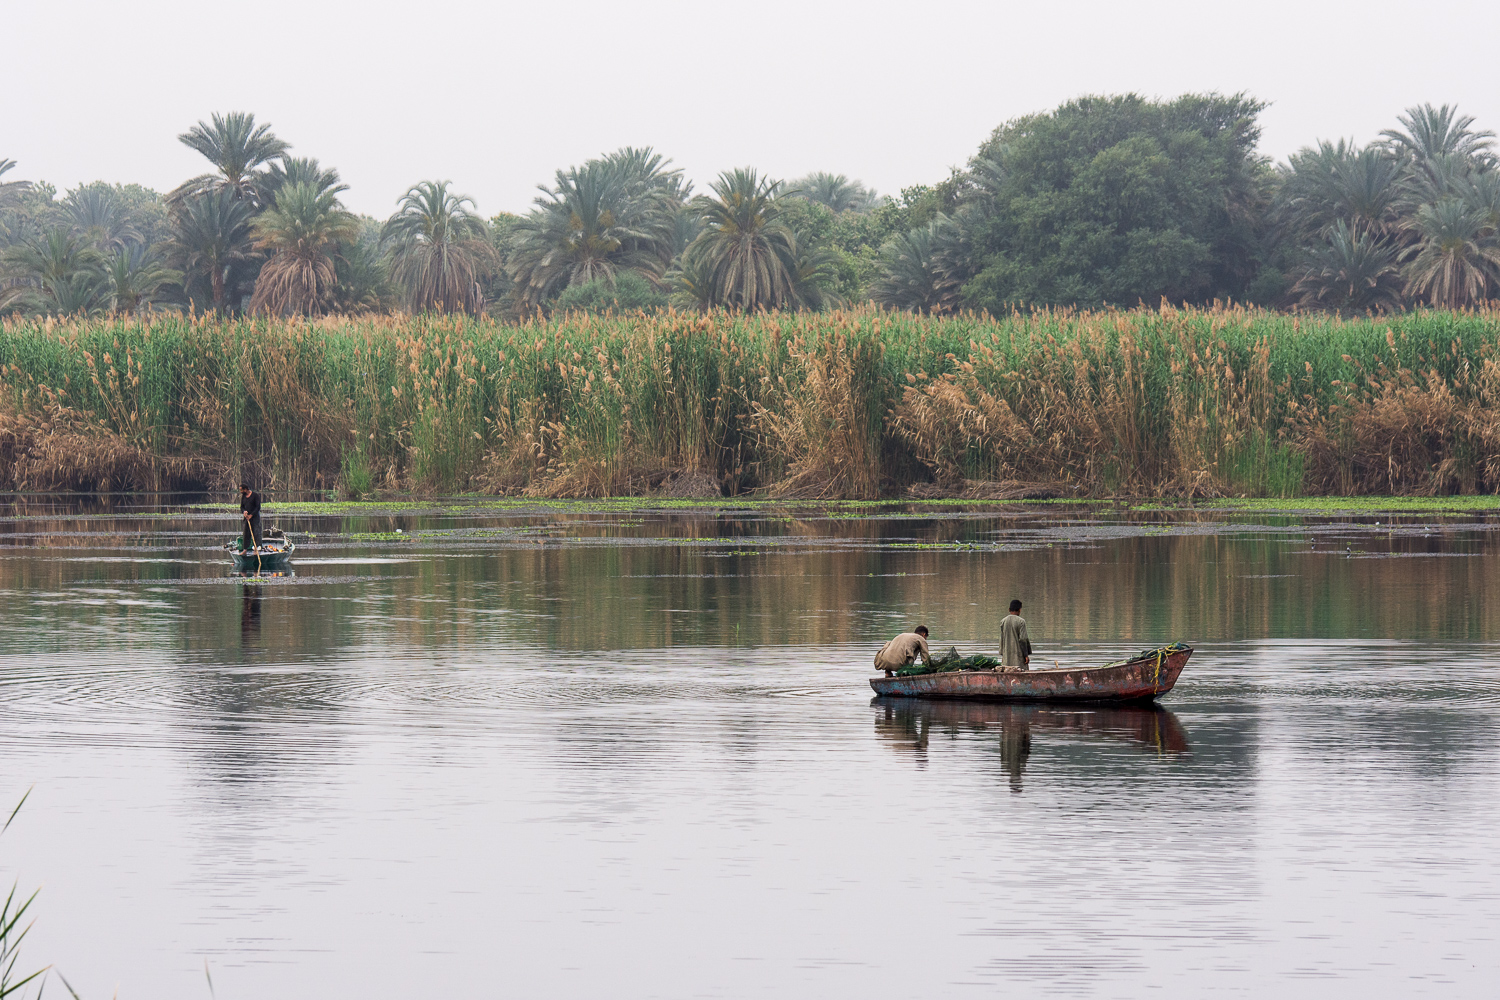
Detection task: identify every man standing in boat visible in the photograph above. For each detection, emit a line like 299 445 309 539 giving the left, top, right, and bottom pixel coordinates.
1000 600 1031 671
239 483 262 552
875 626 933 673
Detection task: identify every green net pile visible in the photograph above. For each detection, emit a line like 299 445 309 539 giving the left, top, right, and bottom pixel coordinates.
894 646 1001 677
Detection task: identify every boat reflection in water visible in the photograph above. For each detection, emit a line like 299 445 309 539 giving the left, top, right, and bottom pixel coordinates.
873 699 1189 793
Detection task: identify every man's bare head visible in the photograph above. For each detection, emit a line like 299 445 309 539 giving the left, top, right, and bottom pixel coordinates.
914 626 929 637
1009 599 1022 613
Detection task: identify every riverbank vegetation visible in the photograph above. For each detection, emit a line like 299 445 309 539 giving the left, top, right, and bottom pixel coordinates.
3 97 1499 319
3 307 1499 499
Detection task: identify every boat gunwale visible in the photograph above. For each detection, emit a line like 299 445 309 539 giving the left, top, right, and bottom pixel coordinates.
869 647 1192 703
229 540 296 565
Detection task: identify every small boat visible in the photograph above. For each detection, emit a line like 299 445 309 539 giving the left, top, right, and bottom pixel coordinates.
224 528 295 571
870 643 1192 704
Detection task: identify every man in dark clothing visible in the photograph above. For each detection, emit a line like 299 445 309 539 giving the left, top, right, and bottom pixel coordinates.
239 483 262 551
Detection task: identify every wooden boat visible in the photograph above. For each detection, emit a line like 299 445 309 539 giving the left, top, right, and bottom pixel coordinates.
870 644 1192 704
224 531 295 571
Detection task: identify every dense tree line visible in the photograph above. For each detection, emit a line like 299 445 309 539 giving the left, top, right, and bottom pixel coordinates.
2 95 1498 318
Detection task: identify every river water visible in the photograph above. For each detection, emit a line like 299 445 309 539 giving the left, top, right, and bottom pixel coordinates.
1 497 1498 998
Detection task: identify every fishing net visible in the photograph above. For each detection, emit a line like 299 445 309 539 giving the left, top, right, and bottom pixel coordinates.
894 646 1001 677
1101 641 1194 668
1135 641 1190 660
893 641 1190 677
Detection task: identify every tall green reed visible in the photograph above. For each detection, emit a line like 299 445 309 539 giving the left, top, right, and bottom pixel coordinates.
2 305 1499 496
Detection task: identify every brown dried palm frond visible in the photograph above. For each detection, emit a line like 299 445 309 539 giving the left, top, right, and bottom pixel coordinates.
248 181 358 315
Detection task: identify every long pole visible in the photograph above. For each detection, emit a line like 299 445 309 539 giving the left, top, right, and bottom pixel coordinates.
244 508 261 574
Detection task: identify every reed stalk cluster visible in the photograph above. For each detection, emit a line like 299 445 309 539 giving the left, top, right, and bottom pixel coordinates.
3 306 1500 498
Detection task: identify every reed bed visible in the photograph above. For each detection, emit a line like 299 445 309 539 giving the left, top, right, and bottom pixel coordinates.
2 306 1499 497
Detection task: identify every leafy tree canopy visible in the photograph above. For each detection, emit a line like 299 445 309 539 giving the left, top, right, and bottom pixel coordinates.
961 93 1270 311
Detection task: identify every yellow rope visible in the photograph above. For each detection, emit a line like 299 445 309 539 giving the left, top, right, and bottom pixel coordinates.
1153 648 1163 691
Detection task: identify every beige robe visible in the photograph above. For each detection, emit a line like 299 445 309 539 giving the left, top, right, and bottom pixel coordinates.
999 614 1030 669
875 632 931 670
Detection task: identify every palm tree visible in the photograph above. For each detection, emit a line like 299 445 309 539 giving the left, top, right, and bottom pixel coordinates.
666 250 716 312
1332 147 1404 234
669 205 704 260
260 156 347 206
44 271 110 317
2 228 102 291
1381 104 1495 166
0 228 106 315
63 183 141 252
786 172 877 213
787 239 844 310
381 180 494 314
171 112 290 206
1462 169 1500 231
0 159 33 249
509 150 680 309
1278 140 1355 236
0 158 28 210
686 169 801 310
1278 141 1403 239
334 229 395 313
605 146 689 208
603 145 685 269
250 182 361 314
870 215 969 314
1400 199 1500 308
247 181 359 315
1290 221 1404 313
163 188 257 312
102 246 179 313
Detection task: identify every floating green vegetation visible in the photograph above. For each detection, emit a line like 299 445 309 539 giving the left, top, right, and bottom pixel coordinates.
193 500 448 514
1135 496 1500 514
885 541 995 551
188 495 1100 519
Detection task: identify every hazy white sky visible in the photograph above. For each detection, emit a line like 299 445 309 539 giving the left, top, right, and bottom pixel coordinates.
7 0 1500 218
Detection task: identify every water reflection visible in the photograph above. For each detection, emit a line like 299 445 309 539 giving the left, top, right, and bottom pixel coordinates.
873 699 1189 792
2 501 1500 998
4 503 1500 654
239 584 263 643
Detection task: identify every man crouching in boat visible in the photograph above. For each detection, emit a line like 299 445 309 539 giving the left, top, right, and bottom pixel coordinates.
875 626 932 675
1000 599 1031 671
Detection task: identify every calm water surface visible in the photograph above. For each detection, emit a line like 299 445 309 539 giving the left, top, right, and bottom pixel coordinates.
1 497 1498 998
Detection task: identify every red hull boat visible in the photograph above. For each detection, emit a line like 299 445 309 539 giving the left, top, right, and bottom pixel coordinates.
870 645 1192 703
